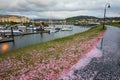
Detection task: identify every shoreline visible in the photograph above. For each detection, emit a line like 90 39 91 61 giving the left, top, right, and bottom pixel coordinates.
0 26 106 80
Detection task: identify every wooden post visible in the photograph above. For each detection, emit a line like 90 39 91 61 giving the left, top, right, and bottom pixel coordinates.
40 22 44 31
11 27 14 41
32 26 34 33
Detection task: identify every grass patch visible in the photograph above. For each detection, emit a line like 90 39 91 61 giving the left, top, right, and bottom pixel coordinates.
0 26 105 58
109 23 120 28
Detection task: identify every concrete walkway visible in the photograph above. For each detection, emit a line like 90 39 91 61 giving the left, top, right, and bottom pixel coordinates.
59 26 120 80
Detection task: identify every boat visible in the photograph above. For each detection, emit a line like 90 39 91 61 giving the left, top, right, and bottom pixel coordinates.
0 26 6 29
0 37 2 40
18 26 27 32
44 11 59 33
0 29 22 36
44 26 58 33
61 26 73 31
27 25 41 31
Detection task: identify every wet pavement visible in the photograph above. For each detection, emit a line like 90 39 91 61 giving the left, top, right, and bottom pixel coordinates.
59 26 120 80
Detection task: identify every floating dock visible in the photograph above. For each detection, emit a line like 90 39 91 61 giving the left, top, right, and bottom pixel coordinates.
0 38 14 43
0 30 50 43
4 30 50 36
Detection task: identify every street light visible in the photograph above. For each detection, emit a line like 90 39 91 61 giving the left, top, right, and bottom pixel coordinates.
103 3 111 29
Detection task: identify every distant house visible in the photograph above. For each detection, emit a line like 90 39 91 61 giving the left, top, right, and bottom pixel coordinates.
0 15 30 23
112 20 120 23
32 19 66 24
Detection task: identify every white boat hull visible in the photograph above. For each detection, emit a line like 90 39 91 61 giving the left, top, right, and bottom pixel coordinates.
0 30 22 35
61 26 73 31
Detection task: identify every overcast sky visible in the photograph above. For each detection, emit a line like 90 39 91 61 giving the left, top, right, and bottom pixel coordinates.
0 0 120 19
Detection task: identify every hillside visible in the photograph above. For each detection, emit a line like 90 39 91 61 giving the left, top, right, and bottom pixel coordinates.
66 16 98 22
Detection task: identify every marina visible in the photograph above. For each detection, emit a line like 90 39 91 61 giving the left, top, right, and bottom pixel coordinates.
0 25 90 53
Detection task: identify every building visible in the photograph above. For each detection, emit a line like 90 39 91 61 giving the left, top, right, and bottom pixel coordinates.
112 20 120 23
0 15 30 23
32 19 66 24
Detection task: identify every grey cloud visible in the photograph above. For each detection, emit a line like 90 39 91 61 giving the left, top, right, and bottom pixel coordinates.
0 0 120 11
0 0 10 10
0 0 120 19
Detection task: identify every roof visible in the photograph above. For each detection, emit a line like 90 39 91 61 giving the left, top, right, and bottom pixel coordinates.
0 15 29 19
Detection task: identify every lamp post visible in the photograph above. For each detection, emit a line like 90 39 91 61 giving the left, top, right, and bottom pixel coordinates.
103 3 110 29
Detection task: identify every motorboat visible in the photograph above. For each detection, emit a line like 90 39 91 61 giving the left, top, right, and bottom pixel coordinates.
0 37 2 40
0 26 7 30
61 26 73 31
0 29 22 35
27 25 41 31
18 26 27 32
44 26 58 33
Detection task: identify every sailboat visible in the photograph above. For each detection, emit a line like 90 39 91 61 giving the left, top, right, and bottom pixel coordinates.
44 12 58 33
61 21 73 31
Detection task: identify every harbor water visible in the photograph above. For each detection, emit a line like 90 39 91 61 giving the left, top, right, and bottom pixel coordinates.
0 25 90 53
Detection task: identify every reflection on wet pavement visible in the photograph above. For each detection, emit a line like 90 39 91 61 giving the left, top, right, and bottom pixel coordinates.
59 26 120 80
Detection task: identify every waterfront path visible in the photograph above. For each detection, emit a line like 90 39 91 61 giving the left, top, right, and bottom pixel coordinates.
59 26 120 80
